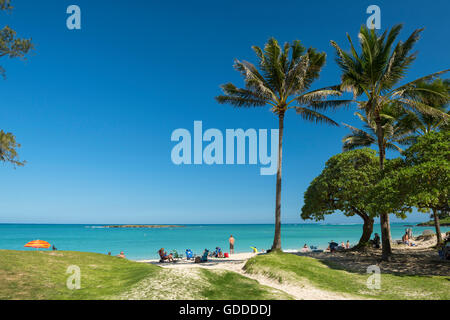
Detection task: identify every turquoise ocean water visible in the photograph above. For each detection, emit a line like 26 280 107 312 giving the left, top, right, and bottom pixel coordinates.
0 223 447 260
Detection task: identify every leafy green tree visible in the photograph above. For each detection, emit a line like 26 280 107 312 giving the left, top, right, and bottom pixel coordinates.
0 0 32 167
216 38 350 250
375 132 449 245
329 24 449 260
301 149 380 247
342 103 415 152
0 0 33 78
401 132 449 244
0 130 24 167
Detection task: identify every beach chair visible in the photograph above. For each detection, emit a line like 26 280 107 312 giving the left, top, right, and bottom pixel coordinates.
172 249 182 261
185 249 194 260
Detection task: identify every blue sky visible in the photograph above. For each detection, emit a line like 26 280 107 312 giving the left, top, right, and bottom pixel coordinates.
0 0 448 224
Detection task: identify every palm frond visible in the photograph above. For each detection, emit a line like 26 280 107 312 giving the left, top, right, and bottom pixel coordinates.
294 107 338 126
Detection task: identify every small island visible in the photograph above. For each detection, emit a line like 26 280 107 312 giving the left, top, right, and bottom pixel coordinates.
103 225 185 228
417 217 450 227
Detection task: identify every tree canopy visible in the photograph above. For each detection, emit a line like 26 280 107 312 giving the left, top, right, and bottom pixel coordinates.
374 131 450 244
0 0 31 167
0 130 24 167
0 0 33 78
301 148 380 246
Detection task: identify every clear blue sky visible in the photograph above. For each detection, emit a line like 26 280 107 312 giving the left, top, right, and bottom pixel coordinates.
1 0 448 224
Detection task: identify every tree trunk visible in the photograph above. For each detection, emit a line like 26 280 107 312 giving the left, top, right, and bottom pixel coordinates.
271 113 284 251
353 209 374 248
375 118 392 260
360 216 374 246
432 208 443 245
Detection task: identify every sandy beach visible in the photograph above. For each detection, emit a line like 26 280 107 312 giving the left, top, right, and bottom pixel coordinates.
133 233 448 300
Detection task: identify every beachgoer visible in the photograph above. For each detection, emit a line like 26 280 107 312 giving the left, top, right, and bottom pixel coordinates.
303 244 308 249
346 241 350 249
329 240 338 253
341 241 345 248
158 248 173 262
402 232 411 246
108 252 111 256
229 235 235 254
214 247 223 258
371 233 380 248
117 251 126 259
52 245 57 251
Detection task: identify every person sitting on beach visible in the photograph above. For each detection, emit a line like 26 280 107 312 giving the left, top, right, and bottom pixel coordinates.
346 241 350 249
158 248 173 262
301 244 310 253
213 247 223 258
117 251 126 259
340 241 345 249
371 233 381 248
329 241 338 253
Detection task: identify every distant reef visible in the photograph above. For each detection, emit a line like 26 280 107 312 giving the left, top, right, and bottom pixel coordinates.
103 225 185 228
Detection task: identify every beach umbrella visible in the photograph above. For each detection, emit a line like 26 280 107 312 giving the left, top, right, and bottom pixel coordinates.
24 240 51 250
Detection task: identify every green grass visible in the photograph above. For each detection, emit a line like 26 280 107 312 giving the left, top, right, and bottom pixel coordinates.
0 250 160 300
244 251 450 300
0 250 292 300
199 269 292 300
417 217 450 226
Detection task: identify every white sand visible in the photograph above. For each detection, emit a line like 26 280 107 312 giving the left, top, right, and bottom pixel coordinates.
136 252 358 300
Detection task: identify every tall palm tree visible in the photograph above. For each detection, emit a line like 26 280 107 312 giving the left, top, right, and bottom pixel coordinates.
329 24 449 260
215 38 350 250
342 104 415 152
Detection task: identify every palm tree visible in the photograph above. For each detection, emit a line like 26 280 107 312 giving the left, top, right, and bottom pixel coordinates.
399 79 449 136
342 104 415 153
329 25 449 260
215 38 350 250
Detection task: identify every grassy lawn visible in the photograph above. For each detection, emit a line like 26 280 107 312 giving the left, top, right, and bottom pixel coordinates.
0 250 160 300
244 251 450 300
0 250 291 300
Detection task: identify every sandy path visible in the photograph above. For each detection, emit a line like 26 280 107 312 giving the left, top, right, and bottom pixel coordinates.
138 252 357 300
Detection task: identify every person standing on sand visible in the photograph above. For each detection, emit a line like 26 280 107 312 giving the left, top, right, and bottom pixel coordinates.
229 235 235 254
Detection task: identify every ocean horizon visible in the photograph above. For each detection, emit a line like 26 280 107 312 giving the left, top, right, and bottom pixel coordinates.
2 223 448 260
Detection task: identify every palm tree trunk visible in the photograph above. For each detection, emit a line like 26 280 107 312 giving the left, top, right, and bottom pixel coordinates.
375 119 392 260
432 208 443 245
271 113 284 250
